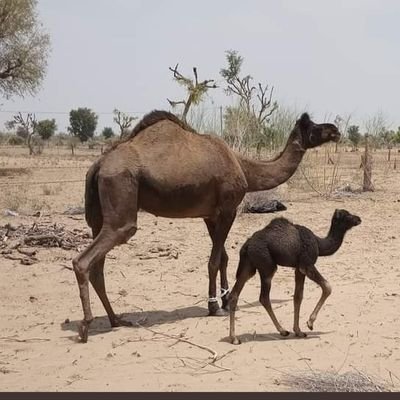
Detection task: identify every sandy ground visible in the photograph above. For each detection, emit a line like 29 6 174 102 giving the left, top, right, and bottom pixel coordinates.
0 147 399 391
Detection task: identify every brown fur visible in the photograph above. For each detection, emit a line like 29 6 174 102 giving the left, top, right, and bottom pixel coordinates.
73 110 341 342
104 110 197 155
229 209 361 344
129 110 197 138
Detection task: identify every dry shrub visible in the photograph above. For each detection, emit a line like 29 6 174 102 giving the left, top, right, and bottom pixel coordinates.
0 167 30 177
28 197 50 213
2 188 28 211
41 184 62 196
287 145 367 197
1 187 50 213
279 369 389 392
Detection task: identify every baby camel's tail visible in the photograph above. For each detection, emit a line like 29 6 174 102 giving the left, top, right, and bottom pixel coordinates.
236 241 256 279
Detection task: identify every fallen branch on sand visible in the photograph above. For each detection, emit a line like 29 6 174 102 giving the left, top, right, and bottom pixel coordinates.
136 323 218 362
0 222 92 264
134 323 232 372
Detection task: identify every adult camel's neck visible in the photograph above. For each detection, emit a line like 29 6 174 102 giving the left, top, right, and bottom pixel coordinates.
316 222 348 257
237 131 306 192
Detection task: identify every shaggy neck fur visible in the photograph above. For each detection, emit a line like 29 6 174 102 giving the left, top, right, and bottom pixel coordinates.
237 129 306 192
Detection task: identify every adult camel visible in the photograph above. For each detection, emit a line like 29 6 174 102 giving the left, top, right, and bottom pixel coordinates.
73 110 340 342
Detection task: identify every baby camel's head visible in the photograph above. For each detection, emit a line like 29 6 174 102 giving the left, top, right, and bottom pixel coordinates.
332 209 362 230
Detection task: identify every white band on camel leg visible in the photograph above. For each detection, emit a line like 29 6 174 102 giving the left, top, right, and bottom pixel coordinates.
220 288 230 298
208 297 218 303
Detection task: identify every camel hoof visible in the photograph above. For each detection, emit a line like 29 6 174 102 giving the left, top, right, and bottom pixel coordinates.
230 337 241 345
111 316 133 328
209 307 229 317
78 320 90 343
295 331 307 338
307 320 314 330
208 301 220 315
280 330 290 337
221 295 230 310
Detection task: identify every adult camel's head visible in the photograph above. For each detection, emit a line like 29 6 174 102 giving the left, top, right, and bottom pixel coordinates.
295 113 341 149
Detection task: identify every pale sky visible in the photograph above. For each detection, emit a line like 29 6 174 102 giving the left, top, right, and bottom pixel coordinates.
1 0 399 133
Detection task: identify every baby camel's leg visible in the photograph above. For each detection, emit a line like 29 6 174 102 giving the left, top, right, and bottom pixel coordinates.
293 268 306 337
229 257 255 345
259 266 290 337
304 265 332 330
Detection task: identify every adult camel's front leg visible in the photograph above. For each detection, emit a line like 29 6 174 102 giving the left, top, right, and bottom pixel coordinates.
205 211 236 316
204 219 231 311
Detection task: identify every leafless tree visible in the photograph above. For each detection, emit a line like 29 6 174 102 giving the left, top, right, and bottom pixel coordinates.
7 112 38 155
220 50 277 126
113 109 137 138
167 64 217 123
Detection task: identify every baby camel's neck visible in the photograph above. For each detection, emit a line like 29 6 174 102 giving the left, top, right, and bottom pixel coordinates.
316 222 348 256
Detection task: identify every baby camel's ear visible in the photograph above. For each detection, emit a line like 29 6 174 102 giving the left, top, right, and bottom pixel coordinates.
334 209 343 218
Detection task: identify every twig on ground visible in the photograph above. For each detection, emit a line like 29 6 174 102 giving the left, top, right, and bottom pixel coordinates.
0 336 50 343
136 322 218 363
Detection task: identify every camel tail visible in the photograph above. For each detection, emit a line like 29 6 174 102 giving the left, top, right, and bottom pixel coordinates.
236 242 252 279
84 161 101 228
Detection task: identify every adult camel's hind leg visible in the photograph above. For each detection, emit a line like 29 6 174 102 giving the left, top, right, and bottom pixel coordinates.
87 219 131 329
204 219 230 311
205 211 236 317
73 172 138 342
89 257 132 328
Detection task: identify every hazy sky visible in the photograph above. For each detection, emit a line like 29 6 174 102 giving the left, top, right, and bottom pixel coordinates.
1 0 399 132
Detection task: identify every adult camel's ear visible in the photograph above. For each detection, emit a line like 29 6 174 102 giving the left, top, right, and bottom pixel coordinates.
298 113 311 130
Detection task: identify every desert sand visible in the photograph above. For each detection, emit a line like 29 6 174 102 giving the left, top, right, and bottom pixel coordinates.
0 146 399 391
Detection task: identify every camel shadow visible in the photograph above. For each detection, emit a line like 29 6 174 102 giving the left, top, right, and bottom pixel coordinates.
238 298 290 310
61 305 209 341
61 299 291 342
220 330 333 344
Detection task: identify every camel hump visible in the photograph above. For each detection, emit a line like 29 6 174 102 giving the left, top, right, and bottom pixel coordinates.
129 110 197 138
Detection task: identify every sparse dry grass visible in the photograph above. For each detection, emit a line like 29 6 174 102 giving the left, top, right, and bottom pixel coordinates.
277 368 389 392
0 167 30 177
2 186 30 211
287 145 398 197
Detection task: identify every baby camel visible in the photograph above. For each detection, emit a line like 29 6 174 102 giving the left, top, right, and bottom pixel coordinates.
229 209 361 345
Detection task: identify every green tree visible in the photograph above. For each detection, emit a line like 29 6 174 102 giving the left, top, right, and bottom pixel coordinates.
393 127 400 144
220 50 277 123
102 126 114 139
36 118 56 140
347 125 361 149
379 128 394 147
220 50 278 151
68 108 98 142
0 0 51 98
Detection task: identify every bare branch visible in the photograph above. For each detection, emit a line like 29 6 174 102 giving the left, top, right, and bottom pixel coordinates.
193 67 198 86
168 64 217 122
167 99 186 108
113 109 137 138
168 64 192 86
